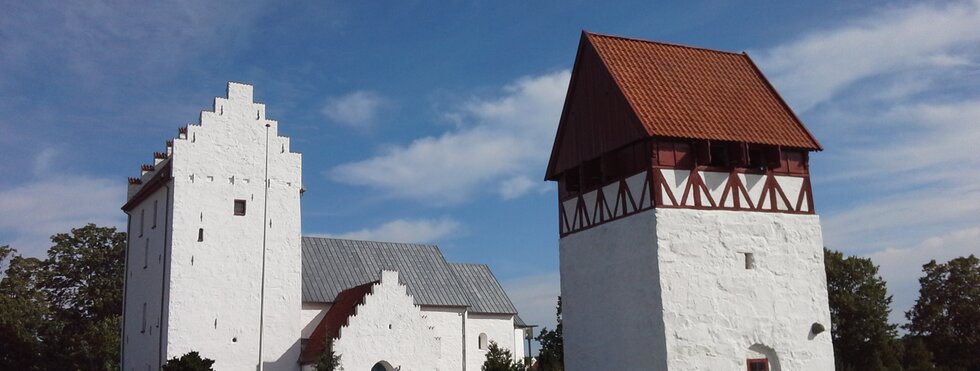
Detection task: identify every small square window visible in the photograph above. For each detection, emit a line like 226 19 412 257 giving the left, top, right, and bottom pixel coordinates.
234 200 246 216
747 358 768 371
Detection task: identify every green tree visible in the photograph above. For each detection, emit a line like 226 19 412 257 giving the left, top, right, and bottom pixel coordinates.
901 336 936 371
905 255 980 371
482 341 527 371
315 338 343 371
161 351 216 371
0 245 48 370
0 225 127 370
824 248 901 371
41 224 126 370
535 296 563 371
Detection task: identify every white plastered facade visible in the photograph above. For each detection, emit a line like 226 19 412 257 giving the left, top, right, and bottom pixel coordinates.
560 207 835 371
122 82 303 371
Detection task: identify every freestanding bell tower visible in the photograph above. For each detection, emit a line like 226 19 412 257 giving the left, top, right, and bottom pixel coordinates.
121 82 303 371
546 32 835 370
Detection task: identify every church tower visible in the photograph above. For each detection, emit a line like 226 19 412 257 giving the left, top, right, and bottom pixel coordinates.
546 32 835 370
121 82 303 371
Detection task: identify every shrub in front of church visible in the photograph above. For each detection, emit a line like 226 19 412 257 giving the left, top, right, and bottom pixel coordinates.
482 341 527 371
161 351 215 371
315 338 343 371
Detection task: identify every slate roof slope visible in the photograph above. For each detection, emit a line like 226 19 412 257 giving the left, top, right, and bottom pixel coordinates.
302 237 519 314
585 32 821 150
449 263 519 315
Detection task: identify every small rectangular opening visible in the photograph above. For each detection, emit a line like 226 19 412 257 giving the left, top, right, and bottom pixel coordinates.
198 228 204 242
744 252 756 270
234 200 246 216
747 358 768 371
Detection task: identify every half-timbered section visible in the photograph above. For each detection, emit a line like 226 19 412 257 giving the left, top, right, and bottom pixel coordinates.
546 32 821 237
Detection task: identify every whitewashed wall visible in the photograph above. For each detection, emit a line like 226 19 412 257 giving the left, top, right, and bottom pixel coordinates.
166 82 303 371
560 209 669 371
332 271 441 370
560 207 834 370
656 208 834 370
122 184 173 371
466 313 521 371
421 306 466 371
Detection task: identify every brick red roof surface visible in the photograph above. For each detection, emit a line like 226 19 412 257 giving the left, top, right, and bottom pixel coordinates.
299 281 375 364
585 32 821 150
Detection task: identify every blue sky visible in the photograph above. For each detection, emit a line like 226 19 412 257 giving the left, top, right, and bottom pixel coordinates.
1 0 978 330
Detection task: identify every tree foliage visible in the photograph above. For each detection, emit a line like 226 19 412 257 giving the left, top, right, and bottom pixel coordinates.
535 296 563 371
905 255 980 371
315 338 343 371
824 248 901 371
482 341 527 371
161 351 216 371
0 245 48 369
0 224 126 371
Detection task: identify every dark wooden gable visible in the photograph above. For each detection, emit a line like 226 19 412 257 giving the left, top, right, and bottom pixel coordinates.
545 32 650 181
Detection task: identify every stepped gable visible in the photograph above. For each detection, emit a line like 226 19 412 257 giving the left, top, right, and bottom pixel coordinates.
546 31 821 180
298 281 375 364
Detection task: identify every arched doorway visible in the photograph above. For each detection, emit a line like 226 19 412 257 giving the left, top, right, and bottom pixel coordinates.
371 361 394 371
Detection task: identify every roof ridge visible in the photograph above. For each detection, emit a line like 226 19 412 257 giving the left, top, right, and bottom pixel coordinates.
302 235 438 248
584 30 744 57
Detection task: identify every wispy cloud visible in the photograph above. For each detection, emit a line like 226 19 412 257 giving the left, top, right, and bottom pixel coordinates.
311 217 462 244
329 70 570 204
321 90 389 129
0 1 269 86
755 0 980 112
0 175 125 257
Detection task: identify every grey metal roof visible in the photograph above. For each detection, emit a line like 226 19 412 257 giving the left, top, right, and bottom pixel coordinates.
448 263 519 315
302 237 519 314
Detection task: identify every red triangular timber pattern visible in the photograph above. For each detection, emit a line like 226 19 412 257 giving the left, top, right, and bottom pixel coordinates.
559 168 814 236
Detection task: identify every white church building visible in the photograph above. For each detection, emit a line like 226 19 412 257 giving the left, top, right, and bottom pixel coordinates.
120 82 530 371
544 32 836 370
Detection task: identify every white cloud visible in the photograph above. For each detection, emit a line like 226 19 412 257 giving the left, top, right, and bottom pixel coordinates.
312 218 461 244
0 1 269 84
498 176 544 200
0 175 126 257
502 272 561 330
755 0 980 112
321 90 388 128
329 70 570 204
32 147 60 176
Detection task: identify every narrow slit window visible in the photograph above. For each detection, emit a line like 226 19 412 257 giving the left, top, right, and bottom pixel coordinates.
141 303 147 333
198 228 204 242
143 239 149 269
234 200 247 216
152 200 158 228
744 253 755 270
478 333 488 350
139 209 145 237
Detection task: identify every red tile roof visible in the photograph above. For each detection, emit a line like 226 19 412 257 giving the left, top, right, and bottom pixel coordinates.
299 281 376 364
585 32 820 150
